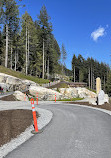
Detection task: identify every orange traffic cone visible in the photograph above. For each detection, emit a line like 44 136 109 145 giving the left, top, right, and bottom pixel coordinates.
24 93 26 101
30 98 42 134
55 93 56 102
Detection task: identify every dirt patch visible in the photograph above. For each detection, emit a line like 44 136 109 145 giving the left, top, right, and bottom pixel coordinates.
67 102 111 111
0 91 30 101
0 94 17 101
0 109 39 147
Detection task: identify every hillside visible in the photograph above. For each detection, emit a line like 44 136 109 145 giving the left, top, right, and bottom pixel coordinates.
0 66 49 84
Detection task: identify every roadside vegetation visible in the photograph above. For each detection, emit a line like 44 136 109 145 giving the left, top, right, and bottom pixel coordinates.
56 98 83 101
49 82 69 89
86 88 96 93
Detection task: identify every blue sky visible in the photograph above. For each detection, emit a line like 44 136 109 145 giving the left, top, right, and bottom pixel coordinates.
17 0 111 70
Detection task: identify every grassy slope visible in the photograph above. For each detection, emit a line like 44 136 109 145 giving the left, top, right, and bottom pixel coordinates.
0 66 49 84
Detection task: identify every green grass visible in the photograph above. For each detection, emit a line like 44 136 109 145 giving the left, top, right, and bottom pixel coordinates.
49 82 69 89
0 66 49 84
28 97 83 102
56 98 83 101
86 88 96 93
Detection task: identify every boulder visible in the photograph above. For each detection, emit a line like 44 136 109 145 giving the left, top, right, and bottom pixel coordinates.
0 73 39 91
98 90 105 105
29 86 63 101
97 90 109 105
0 83 10 92
22 80 39 86
76 87 97 98
0 75 6 83
59 88 78 98
13 91 29 101
6 77 22 85
104 94 109 103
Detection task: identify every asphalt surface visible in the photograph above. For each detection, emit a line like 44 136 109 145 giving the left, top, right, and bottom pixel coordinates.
5 102 111 158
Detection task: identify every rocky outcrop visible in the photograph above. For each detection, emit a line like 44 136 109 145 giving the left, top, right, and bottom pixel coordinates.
76 87 97 98
59 87 97 99
0 73 39 92
13 91 29 101
59 88 78 98
29 86 64 101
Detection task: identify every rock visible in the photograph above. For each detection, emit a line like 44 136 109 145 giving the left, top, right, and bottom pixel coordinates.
96 77 101 95
0 73 39 91
104 94 109 103
59 87 97 99
29 86 63 101
13 91 29 101
6 77 22 85
59 88 78 98
22 80 39 86
98 90 105 105
76 87 97 98
0 75 6 83
0 83 10 92
88 98 97 105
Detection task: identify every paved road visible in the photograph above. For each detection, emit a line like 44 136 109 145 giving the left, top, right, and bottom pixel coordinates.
5 102 111 158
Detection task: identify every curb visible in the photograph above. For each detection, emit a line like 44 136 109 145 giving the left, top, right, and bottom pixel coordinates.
65 102 111 116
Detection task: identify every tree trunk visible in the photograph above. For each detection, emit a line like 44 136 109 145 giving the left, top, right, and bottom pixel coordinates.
74 66 75 82
28 30 29 67
10 45 12 69
47 57 49 79
79 69 80 82
5 24 8 67
15 51 16 71
91 66 92 89
26 26 28 75
93 72 95 89
104 75 105 92
42 38 44 79
89 67 90 89
45 59 46 73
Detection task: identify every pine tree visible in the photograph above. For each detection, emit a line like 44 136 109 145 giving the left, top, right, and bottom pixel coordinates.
0 0 19 68
38 5 52 79
61 43 67 75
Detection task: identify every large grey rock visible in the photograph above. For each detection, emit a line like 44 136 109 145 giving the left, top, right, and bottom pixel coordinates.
6 77 22 85
0 83 10 92
29 86 63 101
104 94 109 103
13 91 29 101
98 90 109 105
98 90 105 105
22 80 39 86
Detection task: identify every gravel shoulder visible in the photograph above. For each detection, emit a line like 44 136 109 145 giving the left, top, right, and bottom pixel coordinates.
0 101 53 158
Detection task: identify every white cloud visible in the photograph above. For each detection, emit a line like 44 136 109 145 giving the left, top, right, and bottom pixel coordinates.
91 27 105 41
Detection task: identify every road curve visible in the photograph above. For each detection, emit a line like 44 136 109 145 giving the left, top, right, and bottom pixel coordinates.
5 102 111 158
